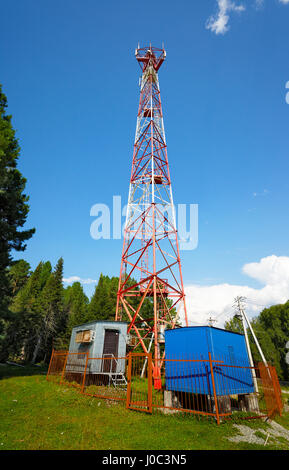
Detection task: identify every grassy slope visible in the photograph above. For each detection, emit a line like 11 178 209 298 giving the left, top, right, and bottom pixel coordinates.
0 365 288 450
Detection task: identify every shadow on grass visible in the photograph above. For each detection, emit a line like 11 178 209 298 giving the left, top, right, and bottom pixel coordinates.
0 364 48 380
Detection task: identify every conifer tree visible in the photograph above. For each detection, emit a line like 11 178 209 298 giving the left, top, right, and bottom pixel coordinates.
3 262 46 360
8 259 31 295
64 281 89 330
32 258 64 362
0 85 35 316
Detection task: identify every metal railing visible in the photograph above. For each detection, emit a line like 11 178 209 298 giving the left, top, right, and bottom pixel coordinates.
46 350 283 424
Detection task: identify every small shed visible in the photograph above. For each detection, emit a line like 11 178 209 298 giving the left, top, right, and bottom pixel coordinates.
67 320 128 376
165 326 254 396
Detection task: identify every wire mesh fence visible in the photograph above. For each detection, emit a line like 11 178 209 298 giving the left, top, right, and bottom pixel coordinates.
81 356 128 402
46 349 283 424
47 351 87 388
46 350 67 385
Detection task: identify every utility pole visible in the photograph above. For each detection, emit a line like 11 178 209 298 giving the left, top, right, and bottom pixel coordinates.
234 296 259 392
208 316 217 327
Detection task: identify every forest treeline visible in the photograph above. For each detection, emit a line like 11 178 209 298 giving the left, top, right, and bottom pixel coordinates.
0 258 176 364
0 258 122 363
1 257 289 382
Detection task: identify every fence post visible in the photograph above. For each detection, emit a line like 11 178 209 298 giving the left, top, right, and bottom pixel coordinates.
126 352 132 409
147 353 152 413
60 351 69 385
81 352 89 394
46 348 55 380
209 352 220 425
270 365 283 417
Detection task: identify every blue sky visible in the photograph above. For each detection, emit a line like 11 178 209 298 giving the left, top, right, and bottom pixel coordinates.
1 0 289 324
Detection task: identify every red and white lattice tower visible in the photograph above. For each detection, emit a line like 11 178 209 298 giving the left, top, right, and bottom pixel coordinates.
115 45 188 386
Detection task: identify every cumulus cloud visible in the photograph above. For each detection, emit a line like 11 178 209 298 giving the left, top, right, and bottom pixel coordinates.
206 0 245 35
63 276 97 285
206 0 289 35
182 255 289 327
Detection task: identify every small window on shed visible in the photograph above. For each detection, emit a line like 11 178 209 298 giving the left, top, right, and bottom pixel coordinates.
75 331 83 343
82 330 92 342
75 330 94 343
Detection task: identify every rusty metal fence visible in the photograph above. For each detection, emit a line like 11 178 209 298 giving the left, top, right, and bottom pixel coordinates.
46 350 283 424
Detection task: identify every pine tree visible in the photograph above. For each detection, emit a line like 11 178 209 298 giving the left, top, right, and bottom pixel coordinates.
0 85 35 316
8 259 31 295
3 262 46 361
87 274 110 322
87 274 154 324
32 258 64 362
59 282 89 348
64 281 89 329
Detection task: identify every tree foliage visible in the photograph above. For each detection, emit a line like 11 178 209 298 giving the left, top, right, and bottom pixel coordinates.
225 302 289 380
224 315 243 335
0 265 180 363
0 85 35 316
8 259 31 296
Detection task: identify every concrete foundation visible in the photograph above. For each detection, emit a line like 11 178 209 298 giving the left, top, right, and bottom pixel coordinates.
244 393 260 413
208 395 232 414
163 390 182 415
238 393 260 413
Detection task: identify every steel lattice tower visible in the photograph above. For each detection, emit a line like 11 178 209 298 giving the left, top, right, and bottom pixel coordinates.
115 45 188 386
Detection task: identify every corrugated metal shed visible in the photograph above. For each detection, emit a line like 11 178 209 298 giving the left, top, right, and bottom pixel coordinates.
68 320 128 375
165 326 254 396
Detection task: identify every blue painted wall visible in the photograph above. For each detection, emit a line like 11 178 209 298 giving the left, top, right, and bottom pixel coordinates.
165 326 254 396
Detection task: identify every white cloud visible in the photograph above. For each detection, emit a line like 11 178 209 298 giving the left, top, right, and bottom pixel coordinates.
63 276 98 285
64 256 289 329
206 0 245 35
255 0 264 7
253 189 269 197
206 0 289 35
182 255 289 327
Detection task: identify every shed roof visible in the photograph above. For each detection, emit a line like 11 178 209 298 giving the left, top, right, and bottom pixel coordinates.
166 325 244 337
72 320 129 329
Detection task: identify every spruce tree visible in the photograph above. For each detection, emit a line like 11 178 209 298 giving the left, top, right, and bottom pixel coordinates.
64 281 89 329
60 282 89 348
33 257 64 362
8 259 31 295
4 262 46 361
0 85 35 316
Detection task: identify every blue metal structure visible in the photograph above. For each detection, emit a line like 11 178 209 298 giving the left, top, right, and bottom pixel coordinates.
165 326 254 396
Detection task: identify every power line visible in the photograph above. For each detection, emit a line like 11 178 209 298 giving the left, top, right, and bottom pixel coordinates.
246 299 271 308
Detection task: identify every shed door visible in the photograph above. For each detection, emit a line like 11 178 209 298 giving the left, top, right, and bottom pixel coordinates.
102 329 119 372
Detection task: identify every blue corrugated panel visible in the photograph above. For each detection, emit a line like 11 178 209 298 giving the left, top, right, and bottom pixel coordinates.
165 327 254 396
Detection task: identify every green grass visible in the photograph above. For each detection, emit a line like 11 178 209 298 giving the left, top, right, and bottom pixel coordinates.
274 410 289 432
0 365 288 450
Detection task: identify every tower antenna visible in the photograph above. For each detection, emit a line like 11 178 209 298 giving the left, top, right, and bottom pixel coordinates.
115 46 188 388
